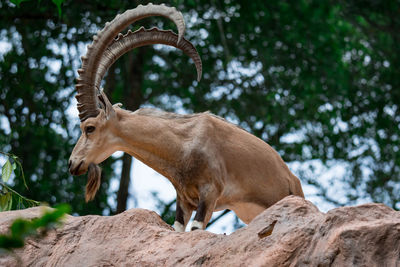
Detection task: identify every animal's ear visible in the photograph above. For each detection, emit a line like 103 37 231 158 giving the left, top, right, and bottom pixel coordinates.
97 89 115 120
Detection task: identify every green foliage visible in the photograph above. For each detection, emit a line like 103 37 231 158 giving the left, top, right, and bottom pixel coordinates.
0 192 12 211
2 159 12 183
10 0 64 16
0 152 39 211
0 0 399 229
0 0 115 215
0 204 70 252
51 0 64 17
1 152 27 189
152 192 176 226
9 0 31 8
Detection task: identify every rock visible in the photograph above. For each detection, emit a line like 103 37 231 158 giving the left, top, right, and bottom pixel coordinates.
0 196 399 266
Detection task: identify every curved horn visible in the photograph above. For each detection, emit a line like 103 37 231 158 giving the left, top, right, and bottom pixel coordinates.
95 27 202 90
76 3 186 121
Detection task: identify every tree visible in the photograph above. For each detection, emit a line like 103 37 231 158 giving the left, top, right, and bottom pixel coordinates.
1 0 398 232
0 0 116 215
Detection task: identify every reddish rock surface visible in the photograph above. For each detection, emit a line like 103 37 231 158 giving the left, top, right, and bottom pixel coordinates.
0 196 399 266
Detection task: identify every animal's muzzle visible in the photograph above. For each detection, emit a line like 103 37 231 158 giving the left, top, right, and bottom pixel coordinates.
69 160 84 175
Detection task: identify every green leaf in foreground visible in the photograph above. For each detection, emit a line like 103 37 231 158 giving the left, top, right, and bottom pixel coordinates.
2 160 12 183
0 204 71 252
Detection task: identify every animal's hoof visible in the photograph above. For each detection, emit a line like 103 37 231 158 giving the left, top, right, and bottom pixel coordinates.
190 220 203 231
173 221 185 232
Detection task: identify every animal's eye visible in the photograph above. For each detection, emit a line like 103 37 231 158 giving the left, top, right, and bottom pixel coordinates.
86 126 96 134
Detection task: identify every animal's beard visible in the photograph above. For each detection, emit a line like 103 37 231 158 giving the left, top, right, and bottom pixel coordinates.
85 163 102 202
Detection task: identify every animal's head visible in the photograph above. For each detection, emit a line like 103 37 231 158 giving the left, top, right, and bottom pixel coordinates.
69 91 118 176
68 3 202 201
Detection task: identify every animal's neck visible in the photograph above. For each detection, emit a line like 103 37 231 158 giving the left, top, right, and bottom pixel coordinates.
114 108 188 185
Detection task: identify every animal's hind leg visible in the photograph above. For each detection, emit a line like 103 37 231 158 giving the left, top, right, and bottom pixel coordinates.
190 188 219 231
173 195 192 232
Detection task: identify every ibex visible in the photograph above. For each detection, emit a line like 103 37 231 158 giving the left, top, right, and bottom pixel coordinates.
69 3 304 232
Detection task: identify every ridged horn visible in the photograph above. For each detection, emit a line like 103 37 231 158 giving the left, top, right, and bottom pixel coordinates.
76 3 186 121
95 27 202 90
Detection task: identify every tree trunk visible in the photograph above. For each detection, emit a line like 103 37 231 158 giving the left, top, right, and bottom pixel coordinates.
116 153 133 213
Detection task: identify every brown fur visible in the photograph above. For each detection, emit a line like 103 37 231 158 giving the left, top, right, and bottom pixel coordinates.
85 163 102 202
69 106 305 230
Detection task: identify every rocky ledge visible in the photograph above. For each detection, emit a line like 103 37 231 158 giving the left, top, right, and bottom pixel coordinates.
0 196 399 266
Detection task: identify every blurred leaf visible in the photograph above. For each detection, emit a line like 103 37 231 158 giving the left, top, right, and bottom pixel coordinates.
10 219 32 239
0 193 12 212
2 160 12 183
0 204 70 251
7 194 12 211
10 0 22 7
10 0 31 8
51 0 64 17
16 198 25 210
0 235 24 250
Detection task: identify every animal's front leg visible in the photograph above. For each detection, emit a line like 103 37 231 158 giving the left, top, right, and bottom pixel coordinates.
173 195 192 232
